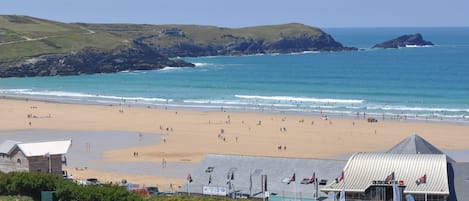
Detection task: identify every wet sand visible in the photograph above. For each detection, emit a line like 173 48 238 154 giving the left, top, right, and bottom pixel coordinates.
1 98 469 190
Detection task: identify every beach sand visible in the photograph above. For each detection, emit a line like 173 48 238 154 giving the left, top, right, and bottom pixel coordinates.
1 98 468 190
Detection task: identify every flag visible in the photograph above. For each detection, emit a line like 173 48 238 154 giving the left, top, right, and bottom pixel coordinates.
416 174 426 185
43 152 50 159
288 173 295 184
339 185 345 201
393 183 401 201
208 174 212 185
385 172 395 181
249 172 252 194
336 171 344 183
308 172 316 184
226 172 232 184
187 174 193 183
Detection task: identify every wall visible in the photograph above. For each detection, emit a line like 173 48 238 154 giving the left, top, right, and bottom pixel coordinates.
28 155 63 174
0 148 29 173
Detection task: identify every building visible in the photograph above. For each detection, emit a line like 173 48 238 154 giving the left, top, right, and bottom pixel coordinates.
0 140 71 174
181 134 469 201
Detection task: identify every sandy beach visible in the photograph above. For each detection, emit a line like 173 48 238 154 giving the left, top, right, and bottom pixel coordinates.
1 98 468 190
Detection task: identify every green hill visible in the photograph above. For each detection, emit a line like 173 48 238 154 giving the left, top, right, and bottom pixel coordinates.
0 15 355 77
0 15 124 62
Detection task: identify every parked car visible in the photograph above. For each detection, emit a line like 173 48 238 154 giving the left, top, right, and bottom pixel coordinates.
130 187 149 196
86 178 101 185
146 186 159 195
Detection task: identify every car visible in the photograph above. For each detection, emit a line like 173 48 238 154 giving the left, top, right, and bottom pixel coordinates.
130 187 149 196
146 186 159 195
86 178 101 185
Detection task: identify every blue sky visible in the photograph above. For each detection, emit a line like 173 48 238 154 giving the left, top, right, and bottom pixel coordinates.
1 0 468 28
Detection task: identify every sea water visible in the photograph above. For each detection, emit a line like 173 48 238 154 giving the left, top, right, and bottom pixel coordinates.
1 27 468 123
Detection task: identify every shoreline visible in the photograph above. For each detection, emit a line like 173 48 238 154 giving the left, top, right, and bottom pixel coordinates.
1 94 468 126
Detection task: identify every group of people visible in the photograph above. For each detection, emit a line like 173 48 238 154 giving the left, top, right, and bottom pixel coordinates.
277 145 287 150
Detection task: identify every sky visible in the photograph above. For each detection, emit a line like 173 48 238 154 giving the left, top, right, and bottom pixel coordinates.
1 0 468 28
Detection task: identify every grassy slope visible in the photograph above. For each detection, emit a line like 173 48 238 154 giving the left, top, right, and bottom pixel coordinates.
1 15 324 64
83 23 324 48
0 15 125 62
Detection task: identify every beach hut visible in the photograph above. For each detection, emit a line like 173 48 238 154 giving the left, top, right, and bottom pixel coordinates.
0 140 71 174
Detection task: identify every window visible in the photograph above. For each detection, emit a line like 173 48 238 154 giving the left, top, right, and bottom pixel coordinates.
16 158 21 165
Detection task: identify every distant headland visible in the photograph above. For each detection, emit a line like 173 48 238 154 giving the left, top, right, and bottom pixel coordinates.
0 15 356 78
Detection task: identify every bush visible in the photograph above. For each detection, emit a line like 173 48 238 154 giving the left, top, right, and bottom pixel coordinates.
0 172 142 201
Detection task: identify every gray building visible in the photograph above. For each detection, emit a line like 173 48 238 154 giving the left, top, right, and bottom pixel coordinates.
0 140 71 174
182 134 469 201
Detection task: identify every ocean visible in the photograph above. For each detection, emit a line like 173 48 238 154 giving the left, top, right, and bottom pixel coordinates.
1 27 468 123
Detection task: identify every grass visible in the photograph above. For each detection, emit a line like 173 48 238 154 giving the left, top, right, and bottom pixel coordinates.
0 15 325 64
84 22 324 48
0 15 125 63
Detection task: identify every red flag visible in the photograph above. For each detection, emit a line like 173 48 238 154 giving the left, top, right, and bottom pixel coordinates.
308 172 316 184
288 173 296 184
385 172 395 181
416 174 426 185
187 174 193 183
336 171 344 183
43 152 50 159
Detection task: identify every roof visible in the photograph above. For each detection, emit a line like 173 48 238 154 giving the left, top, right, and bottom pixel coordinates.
16 140 71 157
447 162 469 201
322 152 449 195
386 134 455 162
0 140 21 154
181 154 346 200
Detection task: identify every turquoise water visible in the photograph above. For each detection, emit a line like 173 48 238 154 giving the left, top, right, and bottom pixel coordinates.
1 27 468 122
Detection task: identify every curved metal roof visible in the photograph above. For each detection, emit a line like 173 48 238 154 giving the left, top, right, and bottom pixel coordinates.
322 152 449 195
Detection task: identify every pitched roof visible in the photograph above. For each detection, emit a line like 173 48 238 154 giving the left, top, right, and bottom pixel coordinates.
0 140 21 154
322 152 449 195
386 134 455 162
16 140 71 157
447 162 469 201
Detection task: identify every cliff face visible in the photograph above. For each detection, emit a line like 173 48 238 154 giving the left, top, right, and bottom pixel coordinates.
154 31 357 58
0 45 194 78
373 33 434 48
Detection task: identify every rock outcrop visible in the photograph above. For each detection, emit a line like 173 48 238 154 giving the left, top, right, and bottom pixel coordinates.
155 32 357 58
0 43 194 78
373 33 433 48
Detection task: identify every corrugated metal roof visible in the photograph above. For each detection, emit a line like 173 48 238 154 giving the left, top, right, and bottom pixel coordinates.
0 140 21 154
17 140 71 157
322 152 449 195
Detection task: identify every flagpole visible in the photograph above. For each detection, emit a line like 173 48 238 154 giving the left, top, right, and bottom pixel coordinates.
249 169 252 198
294 170 297 201
48 152 51 173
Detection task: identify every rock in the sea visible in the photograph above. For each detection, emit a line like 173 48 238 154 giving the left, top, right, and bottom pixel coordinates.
373 33 433 48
